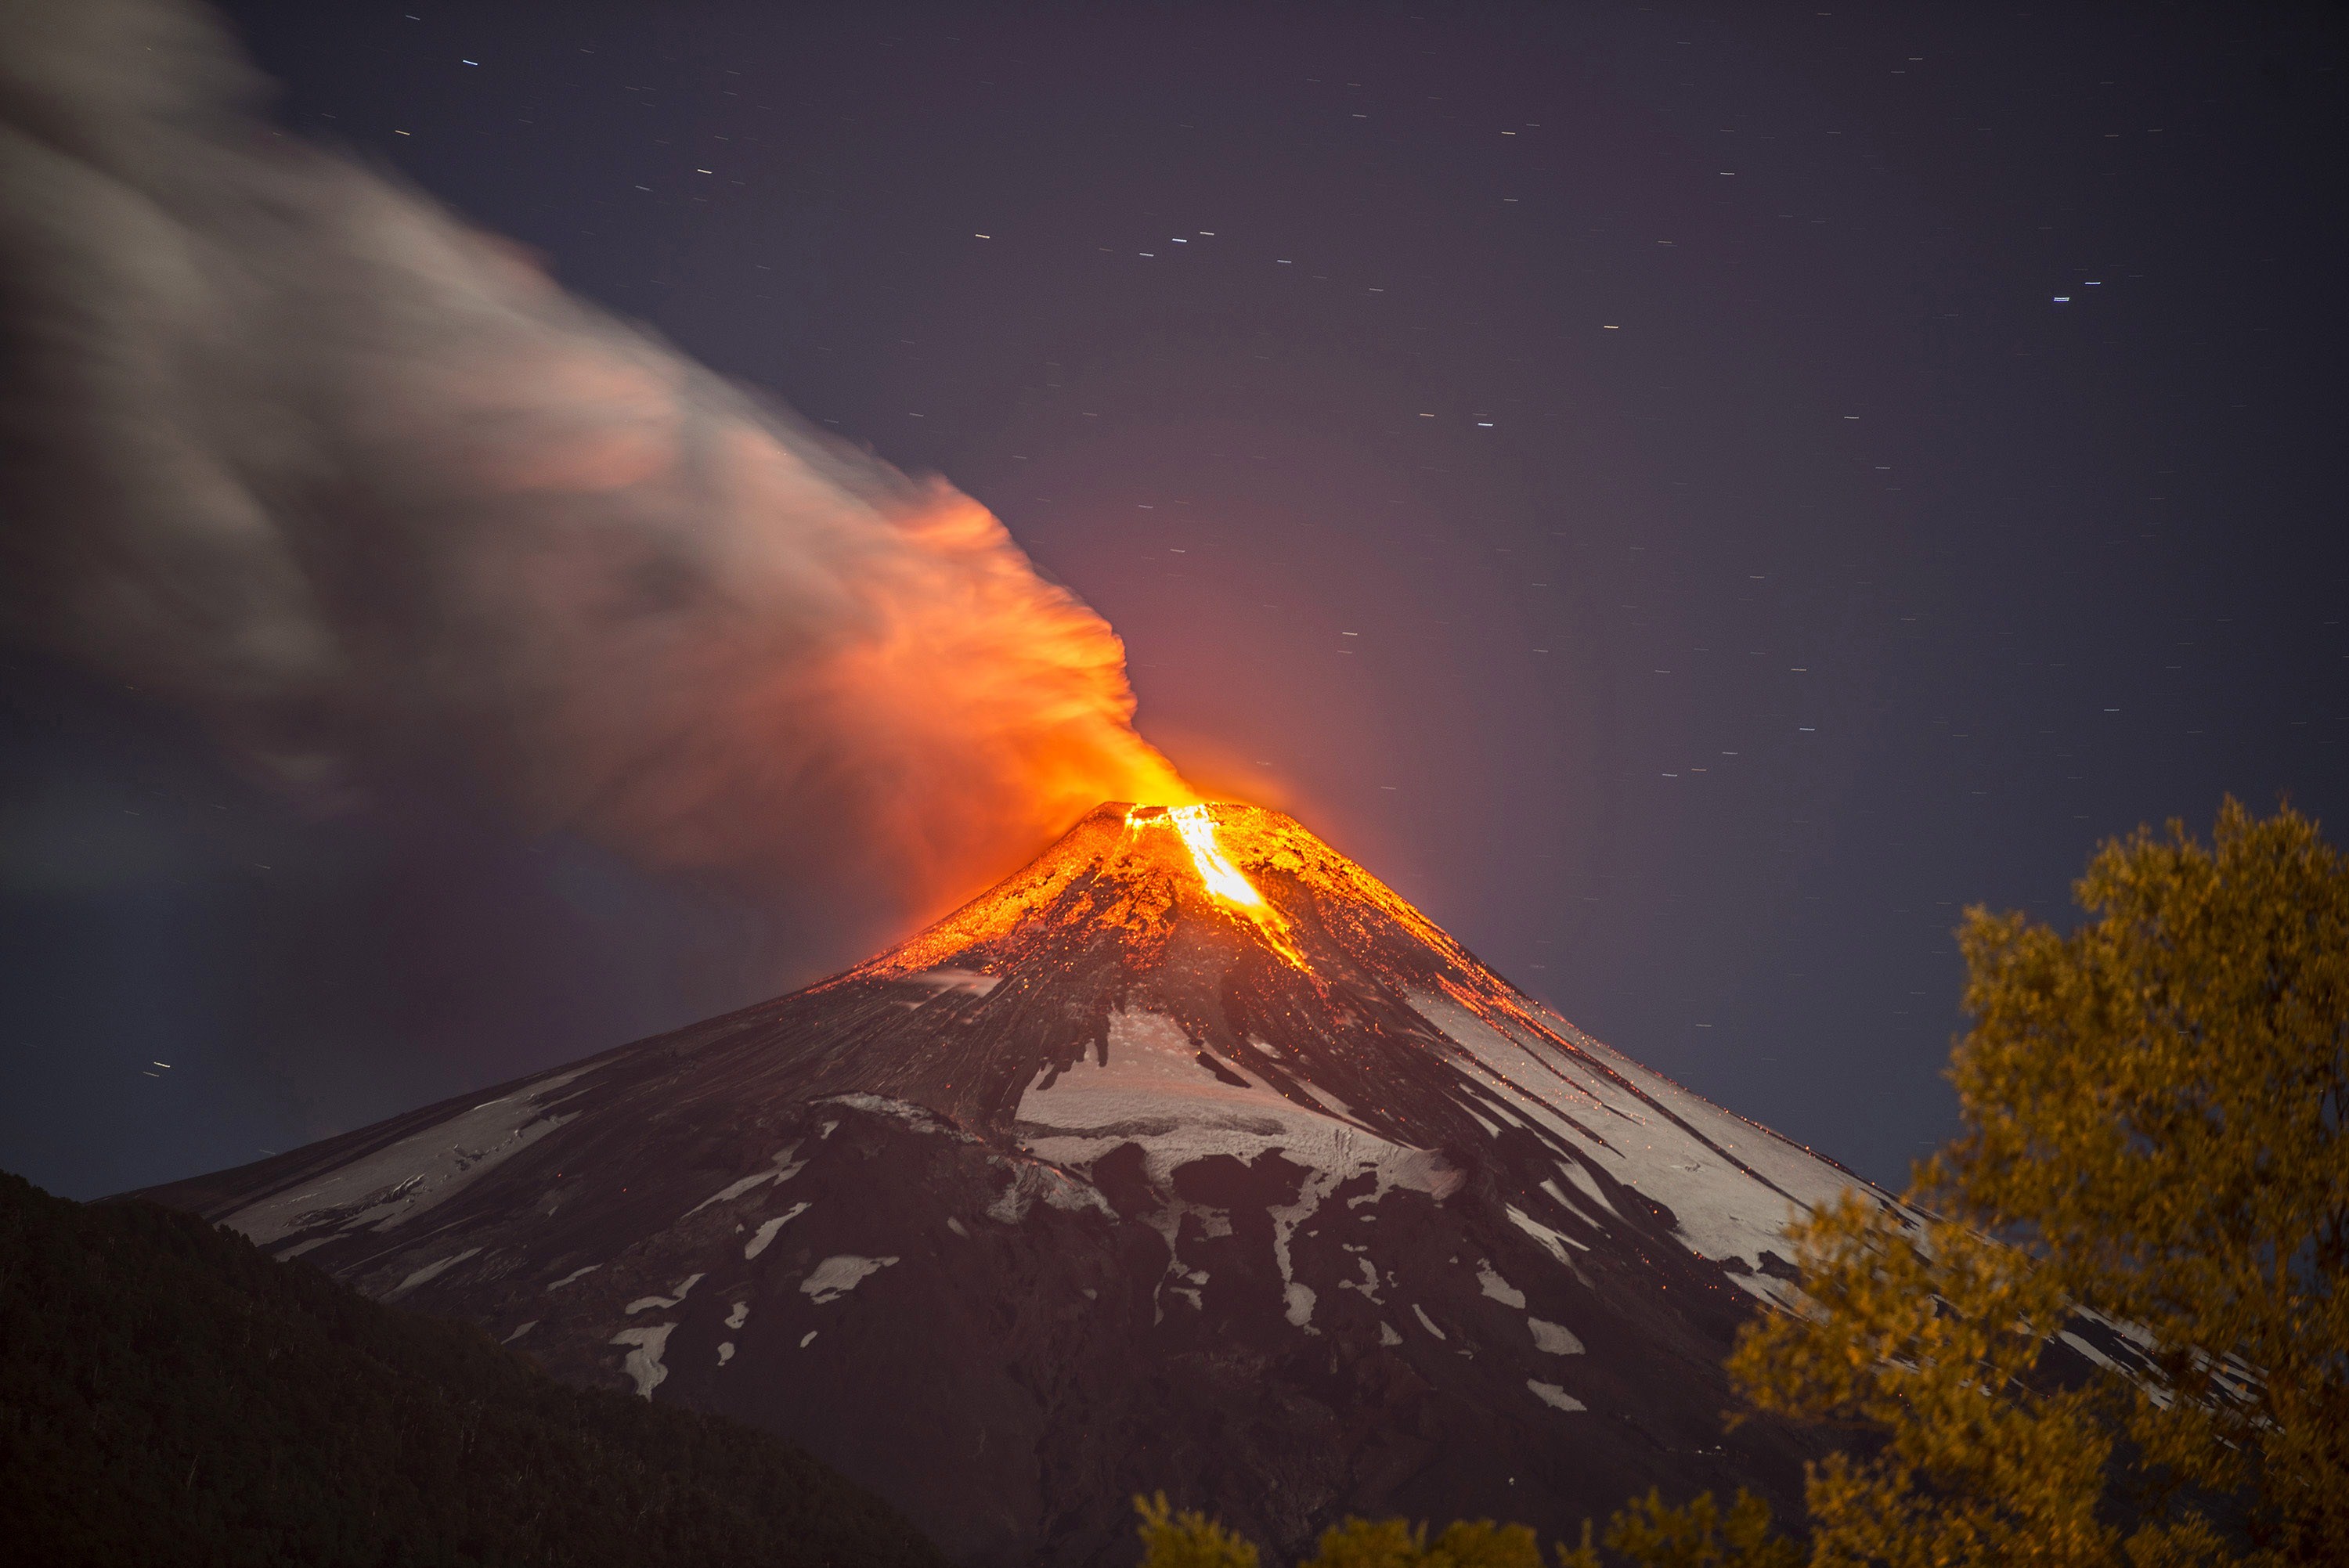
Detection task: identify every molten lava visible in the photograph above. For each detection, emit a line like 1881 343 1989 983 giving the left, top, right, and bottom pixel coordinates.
1166 803 1265 907
1156 803 1311 968
864 799 1503 1019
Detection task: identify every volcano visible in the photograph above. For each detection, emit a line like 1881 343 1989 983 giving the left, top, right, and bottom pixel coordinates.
139 803 1894 1564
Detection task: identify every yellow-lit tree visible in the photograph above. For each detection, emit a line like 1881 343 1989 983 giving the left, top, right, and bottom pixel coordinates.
1730 799 2349 1565
1134 1497 1547 1568
1555 1489 1799 1568
1135 1494 1262 1568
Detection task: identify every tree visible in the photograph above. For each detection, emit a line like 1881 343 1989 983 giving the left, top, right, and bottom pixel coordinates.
1300 1516 1544 1568
1134 1492 1785 1568
1135 1494 1262 1568
1134 1499 1547 1568
1557 1490 1799 1568
0 1173 945 1568
1730 799 2349 1565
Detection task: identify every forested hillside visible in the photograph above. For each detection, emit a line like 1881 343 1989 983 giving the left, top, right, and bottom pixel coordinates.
0 1172 944 1567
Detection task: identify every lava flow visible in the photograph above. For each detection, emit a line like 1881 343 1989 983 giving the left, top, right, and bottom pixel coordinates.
848 798 1564 1105
1155 803 1311 969
864 800 1476 993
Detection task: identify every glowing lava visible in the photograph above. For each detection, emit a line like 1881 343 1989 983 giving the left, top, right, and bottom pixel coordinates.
1166 803 1268 906
865 799 1481 987
1151 804 1310 969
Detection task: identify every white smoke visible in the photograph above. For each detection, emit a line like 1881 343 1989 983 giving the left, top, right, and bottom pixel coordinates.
0 0 1193 922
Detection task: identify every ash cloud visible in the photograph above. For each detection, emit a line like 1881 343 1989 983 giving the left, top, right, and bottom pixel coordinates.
0 0 1193 926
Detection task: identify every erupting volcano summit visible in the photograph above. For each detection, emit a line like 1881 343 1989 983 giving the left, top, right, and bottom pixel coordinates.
143 804 1895 1565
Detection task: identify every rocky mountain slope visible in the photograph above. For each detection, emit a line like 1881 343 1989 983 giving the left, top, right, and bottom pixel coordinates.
140 802 1908 1565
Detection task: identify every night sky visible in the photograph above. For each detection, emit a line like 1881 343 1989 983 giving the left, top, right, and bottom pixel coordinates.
6 1 2347 1201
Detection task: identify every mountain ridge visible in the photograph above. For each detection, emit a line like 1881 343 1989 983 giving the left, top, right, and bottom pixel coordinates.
135 802 1900 1565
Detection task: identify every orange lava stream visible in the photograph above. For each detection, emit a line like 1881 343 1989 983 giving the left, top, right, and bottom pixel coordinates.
860 799 1488 987
1166 804 1266 905
1149 805 1312 970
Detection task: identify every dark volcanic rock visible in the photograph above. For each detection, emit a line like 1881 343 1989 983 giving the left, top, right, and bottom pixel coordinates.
136 803 1900 1565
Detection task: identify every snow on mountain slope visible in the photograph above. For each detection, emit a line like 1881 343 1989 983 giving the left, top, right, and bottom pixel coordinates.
1404 989 1894 1298
218 1065 594 1251
138 802 1898 1566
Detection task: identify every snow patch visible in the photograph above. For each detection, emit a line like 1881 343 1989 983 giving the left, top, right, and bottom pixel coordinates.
221 1066 591 1246
823 1093 964 1136
1413 1303 1447 1340
985 1157 1113 1223
1528 1318 1585 1356
1336 1256 1386 1305
1247 1038 1359 1121
503 1320 538 1344
684 1143 807 1217
1506 1204 1590 1271
724 1301 749 1330
1537 1179 1603 1231
2057 1328 2175 1407
1378 1321 1403 1346
745 1202 811 1259
691 1168 785 1215
799 1330 818 1348
1555 1159 1618 1218
388 1246 480 1298
625 1273 704 1314
610 1324 674 1398
1019 1007 1461 1212
1527 1379 1586 1413
1453 1100 1504 1138
1283 1281 1317 1328
1476 1262 1526 1309
1724 1264 1808 1310
905 967 1001 997
802 1254 897 1303
716 1341 735 1364
1268 1170 1337 1332
1415 989 1905 1274
547 1263 600 1290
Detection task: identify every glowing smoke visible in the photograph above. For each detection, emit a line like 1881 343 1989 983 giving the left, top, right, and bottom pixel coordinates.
0 0 1196 923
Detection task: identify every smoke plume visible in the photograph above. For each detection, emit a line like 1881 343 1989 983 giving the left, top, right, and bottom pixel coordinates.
0 0 1196 924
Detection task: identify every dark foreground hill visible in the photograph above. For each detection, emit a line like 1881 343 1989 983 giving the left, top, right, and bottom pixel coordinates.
0 1170 945 1568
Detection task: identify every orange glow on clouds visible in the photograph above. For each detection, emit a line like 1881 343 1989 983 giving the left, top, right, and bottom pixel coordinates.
789 492 1203 914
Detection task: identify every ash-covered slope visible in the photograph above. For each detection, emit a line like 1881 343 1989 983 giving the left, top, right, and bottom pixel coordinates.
139 803 1896 1566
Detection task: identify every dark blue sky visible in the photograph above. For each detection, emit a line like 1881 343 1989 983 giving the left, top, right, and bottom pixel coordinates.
6 1 2346 1199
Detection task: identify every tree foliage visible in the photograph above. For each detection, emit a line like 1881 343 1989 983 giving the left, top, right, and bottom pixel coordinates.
1554 1489 1801 1568
1135 1493 1264 1568
1301 1515 1545 1568
1136 1491 1787 1568
1729 799 2349 1566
